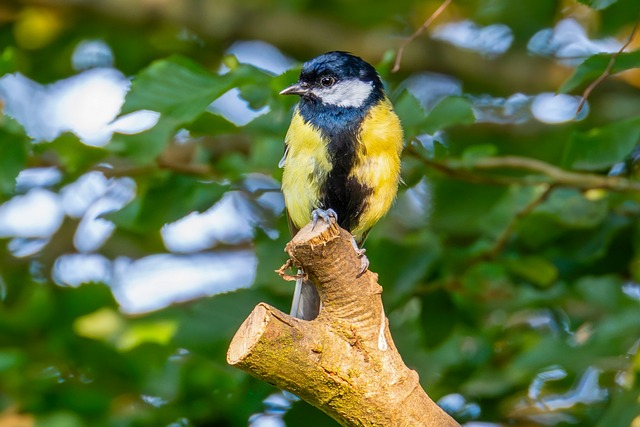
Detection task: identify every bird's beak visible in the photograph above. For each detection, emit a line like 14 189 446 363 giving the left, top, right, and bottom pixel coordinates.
279 82 308 96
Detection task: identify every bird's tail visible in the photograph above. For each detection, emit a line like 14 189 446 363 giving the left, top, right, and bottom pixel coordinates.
290 270 320 320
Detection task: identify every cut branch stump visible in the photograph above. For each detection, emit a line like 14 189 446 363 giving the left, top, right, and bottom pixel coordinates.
228 220 460 427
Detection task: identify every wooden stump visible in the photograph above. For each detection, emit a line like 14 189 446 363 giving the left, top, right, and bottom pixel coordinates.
228 220 459 427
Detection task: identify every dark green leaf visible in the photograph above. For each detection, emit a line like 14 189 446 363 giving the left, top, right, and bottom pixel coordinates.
188 111 240 136
563 117 640 170
0 118 28 196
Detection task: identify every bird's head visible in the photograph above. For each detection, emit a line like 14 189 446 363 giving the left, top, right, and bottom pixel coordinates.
280 51 384 109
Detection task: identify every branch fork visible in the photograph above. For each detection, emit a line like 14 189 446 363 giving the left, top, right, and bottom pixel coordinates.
227 220 459 427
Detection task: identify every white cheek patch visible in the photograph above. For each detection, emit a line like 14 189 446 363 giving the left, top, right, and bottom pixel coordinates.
312 79 374 108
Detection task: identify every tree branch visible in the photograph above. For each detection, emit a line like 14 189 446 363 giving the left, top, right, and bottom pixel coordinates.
408 149 640 192
227 220 459 427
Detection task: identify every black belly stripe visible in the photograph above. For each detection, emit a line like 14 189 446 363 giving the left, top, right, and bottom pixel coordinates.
321 128 372 233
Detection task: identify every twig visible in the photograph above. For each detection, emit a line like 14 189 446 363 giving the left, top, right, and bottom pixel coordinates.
576 20 639 114
93 164 156 178
94 160 217 179
392 0 452 73
406 147 640 192
156 161 213 176
275 258 304 282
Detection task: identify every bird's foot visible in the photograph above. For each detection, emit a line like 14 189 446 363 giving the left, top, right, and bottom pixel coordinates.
311 208 338 230
350 237 369 277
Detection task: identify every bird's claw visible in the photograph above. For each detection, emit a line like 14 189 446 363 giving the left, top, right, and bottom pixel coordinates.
311 208 338 230
355 248 369 277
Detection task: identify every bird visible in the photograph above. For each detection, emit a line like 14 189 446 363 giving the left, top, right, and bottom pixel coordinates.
279 51 403 320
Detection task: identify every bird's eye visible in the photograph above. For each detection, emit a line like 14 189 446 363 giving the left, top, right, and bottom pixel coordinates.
320 76 335 87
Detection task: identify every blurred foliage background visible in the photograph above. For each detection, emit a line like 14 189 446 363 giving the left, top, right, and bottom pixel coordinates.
1 0 640 426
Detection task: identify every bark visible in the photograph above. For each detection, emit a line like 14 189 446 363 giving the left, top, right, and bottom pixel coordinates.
227 220 460 427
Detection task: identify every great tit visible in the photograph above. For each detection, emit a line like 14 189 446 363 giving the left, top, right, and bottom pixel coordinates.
280 51 403 320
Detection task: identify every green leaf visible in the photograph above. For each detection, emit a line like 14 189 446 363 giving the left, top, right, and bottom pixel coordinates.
577 0 619 10
505 256 558 287
563 117 640 171
394 90 427 140
422 96 475 134
108 118 177 164
116 320 178 351
394 92 474 140
238 79 271 110
575 275 622 310
560 50 640 93
270 68 302 102
535 188 608 228
120 55 234 122
0 119 29 196
113 56 274 163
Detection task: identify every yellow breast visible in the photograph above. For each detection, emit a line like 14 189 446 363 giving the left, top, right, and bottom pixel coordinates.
349 98 403 239
281 110 332 231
